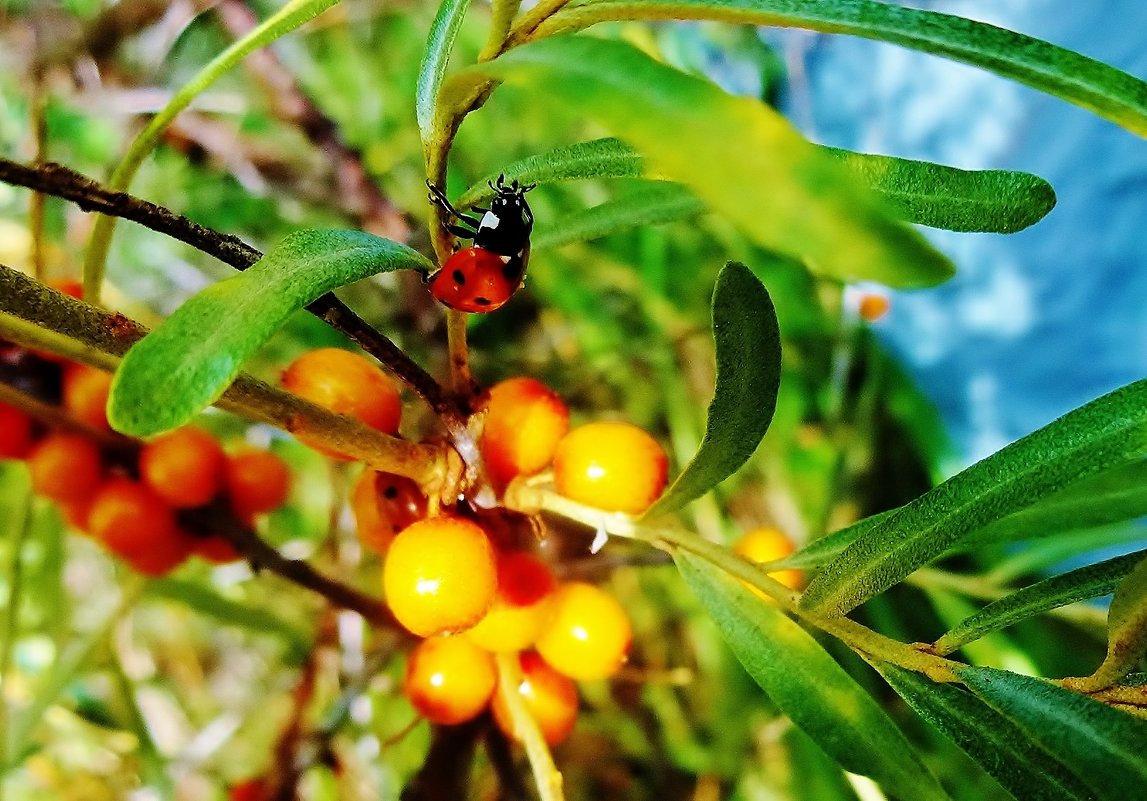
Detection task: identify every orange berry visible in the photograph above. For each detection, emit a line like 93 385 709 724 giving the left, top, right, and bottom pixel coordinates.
479 377 569 487
465 551 556 653
193 534 243 564
403 636 497 725
87 478 191 576
28 433 103 504
229 778 268 801
281 348 401 458
733 527 803 595
225 450 291 519
140 427 225 508
553 421 667 514
62 364 112 430
491 651 579 746
383 515 497 637
858 293 891 322
534 582 631 681
0 402 34 459
352 470 426 554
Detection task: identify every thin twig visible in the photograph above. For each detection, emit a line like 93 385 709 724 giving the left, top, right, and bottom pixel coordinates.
0 157 458 421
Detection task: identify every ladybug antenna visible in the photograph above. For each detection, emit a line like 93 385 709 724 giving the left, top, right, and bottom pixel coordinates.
521 181 537 192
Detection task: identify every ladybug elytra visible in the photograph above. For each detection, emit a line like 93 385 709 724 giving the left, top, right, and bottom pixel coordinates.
426 174 535 313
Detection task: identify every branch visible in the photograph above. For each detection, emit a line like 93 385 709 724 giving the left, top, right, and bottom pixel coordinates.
0 157 460 423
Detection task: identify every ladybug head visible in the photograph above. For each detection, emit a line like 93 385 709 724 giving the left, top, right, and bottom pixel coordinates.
488 173 535 217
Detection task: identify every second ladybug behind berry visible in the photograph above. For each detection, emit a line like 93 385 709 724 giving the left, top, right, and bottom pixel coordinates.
426 174 535 313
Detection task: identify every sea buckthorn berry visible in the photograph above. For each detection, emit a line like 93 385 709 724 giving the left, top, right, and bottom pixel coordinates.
553 421 668 514
733 527 803 596
28 433 103 504
225 450 291 519
0 402 34 459
534 582 632 681
383 515 497 637
491 651 579 747
140 427 225 508
87 478 190 575
280 348 401 458
479 377 569 487
62 364 112 430
858 293 891 322
193 534 242 564
465 551 556 653
352 470 426 554
403 636 497 725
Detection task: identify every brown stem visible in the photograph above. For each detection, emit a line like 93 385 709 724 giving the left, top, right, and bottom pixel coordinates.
399 719 484 801
0 157 458 420
0 380 137 457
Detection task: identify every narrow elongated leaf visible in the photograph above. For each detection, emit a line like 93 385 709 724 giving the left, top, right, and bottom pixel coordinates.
536 0 1147 138
457 138 644 208
645 262 780 517
934 550 1147 656
1079 555 1147 690
961 666 1147 801
416 0 473 143
462 137 1054 232
879 665 1094 801
821 147 1055 233
532 181 705 251
465 36 954 287
773 510 897 571
801 379 1147 617
109 230 432 436
676 553 948 801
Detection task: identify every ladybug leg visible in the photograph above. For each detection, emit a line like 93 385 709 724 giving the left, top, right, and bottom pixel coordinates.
446 223 477 240
427 180 483 233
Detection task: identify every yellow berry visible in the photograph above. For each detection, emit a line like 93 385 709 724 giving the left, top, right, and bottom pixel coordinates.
553 421 667 514
404 636 497 725
480 377 569 488
492 651 579 746
465 551 556 653
534 582 631 681
733 527 803 596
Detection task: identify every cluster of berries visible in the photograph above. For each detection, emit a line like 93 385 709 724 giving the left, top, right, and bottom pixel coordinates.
0 281 291 575
277 349 671 744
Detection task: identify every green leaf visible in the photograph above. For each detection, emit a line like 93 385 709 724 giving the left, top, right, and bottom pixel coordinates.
933 550 1147 656
461 137 1054 233
961 666 1147 801
109 230 432 437
537 0 1147 138
147 578 311 660
774 510 897 571
800 379 1147 617
456 138 644 208
878 665 1094 801
645 262 781 517
533 181 705 251
821 147 1056 233
416 0 473 144
464 36 954 287
1078 555 1147 691
676 552 948 801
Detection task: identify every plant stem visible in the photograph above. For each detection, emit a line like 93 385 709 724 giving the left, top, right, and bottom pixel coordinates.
445 310 473 394
494 653 565 801
0 158 453 417
82 0 340 302
479 0 524 61
0 488 33 791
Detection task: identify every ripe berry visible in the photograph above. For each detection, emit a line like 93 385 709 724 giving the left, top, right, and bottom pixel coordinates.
553 421 668 514
352 470 426 554
858 293 890 322
87 478 191 576
225 450 291 520
403 636 497 725
491 651 579 746
28 433 103 504
733 527 803 595
0 402 34 459
534 582 631 681
140 427 225 508
465 551 556 653
280 348 401 457
193 534 242 564
62 364 112 430
382 515 497 637
479 377 569 488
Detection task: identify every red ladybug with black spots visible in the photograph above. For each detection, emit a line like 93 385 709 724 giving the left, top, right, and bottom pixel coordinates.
426 174 534 313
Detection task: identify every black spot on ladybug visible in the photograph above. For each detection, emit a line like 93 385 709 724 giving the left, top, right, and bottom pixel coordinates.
452 269 466 285
475 297 492 306
383 485 399 499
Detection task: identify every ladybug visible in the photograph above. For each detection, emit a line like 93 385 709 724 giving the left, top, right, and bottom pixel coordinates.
426 174 535 313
